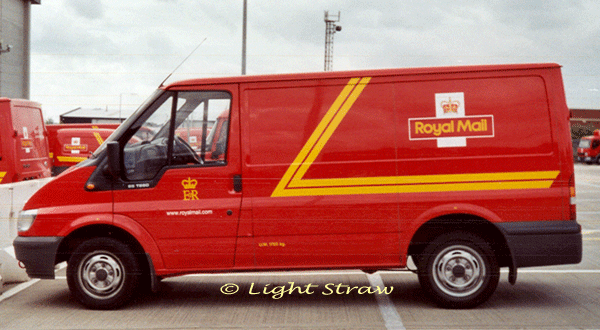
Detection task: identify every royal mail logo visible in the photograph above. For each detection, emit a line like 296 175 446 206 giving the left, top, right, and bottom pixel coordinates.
64 144 88 152
182 177 198 190
21 140 33 148
409 115 494 139
441 97 459 114
182 177 199 200
409 92 494 148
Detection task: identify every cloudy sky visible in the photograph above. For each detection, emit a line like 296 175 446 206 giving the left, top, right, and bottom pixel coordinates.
31 0 600 122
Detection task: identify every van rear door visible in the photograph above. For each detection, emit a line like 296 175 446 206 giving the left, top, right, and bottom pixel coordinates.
10 99 50 181
113 86 241 271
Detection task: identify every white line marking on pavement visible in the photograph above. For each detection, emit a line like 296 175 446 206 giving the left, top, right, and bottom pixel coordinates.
367 273 405 330
502 269 600 274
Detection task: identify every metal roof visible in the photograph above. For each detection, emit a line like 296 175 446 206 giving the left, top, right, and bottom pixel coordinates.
60 107 135 120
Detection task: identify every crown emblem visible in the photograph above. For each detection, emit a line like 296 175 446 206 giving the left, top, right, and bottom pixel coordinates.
441 98 460 114
182 177 198 190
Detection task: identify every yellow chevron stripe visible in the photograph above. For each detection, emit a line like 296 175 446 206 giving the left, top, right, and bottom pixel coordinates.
93 131 104 146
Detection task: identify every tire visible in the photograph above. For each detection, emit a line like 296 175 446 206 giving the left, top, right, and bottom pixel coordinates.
417 231 499 309
67 238 141 309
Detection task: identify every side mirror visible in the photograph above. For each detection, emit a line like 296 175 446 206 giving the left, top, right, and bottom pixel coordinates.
107 141 121 178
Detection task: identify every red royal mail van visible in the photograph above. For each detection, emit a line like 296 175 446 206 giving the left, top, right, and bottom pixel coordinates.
577 129 600 164
46 124 120 175
47 126 117 175
14 64 581 309
0 98 51 183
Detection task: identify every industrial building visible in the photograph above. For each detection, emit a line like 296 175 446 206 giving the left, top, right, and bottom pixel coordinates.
0 0 40 99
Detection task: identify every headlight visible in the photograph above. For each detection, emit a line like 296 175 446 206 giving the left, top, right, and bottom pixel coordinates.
18 209 38 232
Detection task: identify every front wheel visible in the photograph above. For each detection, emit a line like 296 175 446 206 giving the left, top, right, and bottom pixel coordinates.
67 238 141 309
418 232 499 308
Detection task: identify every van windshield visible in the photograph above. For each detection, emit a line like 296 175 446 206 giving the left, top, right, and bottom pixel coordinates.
579 139 591 149
92 89 164 158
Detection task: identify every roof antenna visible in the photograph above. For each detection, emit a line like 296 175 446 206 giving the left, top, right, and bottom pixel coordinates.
159 37 207 88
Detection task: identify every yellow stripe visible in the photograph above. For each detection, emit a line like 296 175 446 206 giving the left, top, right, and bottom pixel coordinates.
0 171 5 184
271 77 560 198
275 180 556 197
288 171 560 188
93 132 104 145
271 78 362 197
56 156 88 163
292 77 371 186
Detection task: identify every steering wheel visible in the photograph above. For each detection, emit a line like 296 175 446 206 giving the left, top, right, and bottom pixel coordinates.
174 135 202 164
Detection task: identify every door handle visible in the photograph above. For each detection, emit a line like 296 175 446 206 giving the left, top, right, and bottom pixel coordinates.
233 175 242 192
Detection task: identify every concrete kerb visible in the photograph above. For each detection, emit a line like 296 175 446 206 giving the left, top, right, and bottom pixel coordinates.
0 178 53 285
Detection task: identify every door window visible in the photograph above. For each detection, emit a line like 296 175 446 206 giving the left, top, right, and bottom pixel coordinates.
123 91 231 181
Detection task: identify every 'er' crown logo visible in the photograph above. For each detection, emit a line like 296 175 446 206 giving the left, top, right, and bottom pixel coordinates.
441 98 460 114
182 177 198 190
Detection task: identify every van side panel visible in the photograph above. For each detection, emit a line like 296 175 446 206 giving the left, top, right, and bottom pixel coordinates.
395 73 562 232
241 67 573 270
242 78 401 269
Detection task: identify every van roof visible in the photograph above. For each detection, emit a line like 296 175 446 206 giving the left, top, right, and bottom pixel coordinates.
0 98 41 108
165 63 561 89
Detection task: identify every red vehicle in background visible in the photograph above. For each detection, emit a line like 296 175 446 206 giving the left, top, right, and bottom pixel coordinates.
577 129 600 164
0 98 51 183
46 124 118 175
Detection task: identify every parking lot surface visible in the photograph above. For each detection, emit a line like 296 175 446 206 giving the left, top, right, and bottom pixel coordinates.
1 164 599 329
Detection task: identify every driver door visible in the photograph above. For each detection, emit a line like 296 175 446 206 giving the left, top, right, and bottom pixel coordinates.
113 86 242 271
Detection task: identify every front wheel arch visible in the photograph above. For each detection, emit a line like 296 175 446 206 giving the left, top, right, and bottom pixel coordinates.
56 224 154 294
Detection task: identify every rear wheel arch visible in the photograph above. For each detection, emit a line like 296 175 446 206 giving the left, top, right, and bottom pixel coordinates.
407 214 512 269
417 230 500 308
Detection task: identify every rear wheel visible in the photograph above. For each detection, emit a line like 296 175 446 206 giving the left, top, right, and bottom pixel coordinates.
418 231 499 308
67 238 141 309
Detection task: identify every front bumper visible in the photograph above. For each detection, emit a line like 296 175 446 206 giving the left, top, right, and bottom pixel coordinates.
13 236 63 279
497 221 582 268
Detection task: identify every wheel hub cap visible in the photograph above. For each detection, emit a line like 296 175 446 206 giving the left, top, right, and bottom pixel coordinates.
433 245 486 298
78 252 124 300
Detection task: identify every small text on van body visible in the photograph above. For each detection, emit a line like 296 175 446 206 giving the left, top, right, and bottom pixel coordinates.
220 282 393 299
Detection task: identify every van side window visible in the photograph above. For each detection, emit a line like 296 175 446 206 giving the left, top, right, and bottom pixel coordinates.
173 91 231 166
592 140 600 149
123 91 231 181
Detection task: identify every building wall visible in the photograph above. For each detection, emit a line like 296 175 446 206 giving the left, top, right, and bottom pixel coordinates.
0 0 32 99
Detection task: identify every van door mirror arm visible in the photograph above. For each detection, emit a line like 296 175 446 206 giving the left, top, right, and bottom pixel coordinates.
107 141 121 179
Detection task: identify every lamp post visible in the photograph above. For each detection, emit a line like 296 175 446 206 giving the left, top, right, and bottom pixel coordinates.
242 0 247 75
